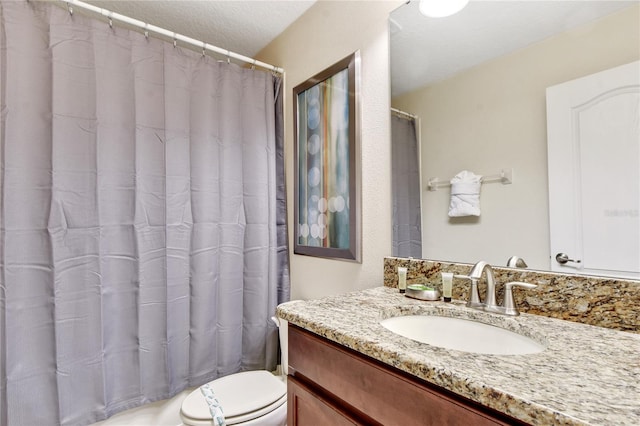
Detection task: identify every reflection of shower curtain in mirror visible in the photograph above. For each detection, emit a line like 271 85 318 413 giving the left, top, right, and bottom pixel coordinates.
0 2 289 425
391 114 422 258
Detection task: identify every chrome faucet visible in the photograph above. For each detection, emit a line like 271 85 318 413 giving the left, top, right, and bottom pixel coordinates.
454 261 494 310
467 261 502 313
456 261 537 316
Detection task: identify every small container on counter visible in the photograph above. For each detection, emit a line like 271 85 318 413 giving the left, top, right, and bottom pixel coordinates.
441 272 453 302
397 267 407 293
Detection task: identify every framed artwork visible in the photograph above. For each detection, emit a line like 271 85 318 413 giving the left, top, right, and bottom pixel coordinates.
293 52 361 261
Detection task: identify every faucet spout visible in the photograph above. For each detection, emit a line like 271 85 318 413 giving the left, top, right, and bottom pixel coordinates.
467 261 500 312
506 256 528 268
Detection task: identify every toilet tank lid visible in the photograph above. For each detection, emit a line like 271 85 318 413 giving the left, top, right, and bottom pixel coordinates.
182 370 286 421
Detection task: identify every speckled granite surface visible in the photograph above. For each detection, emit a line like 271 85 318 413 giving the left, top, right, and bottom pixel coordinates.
277 287 640 426
384 257 640 333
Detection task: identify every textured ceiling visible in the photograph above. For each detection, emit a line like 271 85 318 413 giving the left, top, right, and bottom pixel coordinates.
85 0 316 58
391 0 638 97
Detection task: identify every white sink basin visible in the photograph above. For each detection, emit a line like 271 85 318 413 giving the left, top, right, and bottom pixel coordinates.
380 315 545 355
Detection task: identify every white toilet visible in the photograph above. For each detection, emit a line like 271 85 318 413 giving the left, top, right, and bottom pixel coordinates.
179 317 289 426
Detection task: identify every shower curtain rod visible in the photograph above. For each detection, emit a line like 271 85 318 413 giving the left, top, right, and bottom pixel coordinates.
59 0 284 74
391 107 417 120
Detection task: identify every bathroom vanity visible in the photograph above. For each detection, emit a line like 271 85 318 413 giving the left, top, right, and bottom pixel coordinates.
287 324 521 425
277 287 640 425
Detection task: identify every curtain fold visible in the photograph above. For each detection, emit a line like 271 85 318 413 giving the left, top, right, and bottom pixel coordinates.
391 114 422 258
0 1 289 425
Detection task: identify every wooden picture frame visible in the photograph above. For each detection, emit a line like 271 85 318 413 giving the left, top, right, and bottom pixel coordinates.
293 52 361 262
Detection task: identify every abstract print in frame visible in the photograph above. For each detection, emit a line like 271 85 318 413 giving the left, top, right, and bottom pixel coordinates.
293 52 361 261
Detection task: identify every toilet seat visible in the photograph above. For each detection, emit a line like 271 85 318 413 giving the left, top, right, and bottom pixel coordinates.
180 370 287 425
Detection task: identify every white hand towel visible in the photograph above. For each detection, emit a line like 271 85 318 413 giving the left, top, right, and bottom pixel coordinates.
448 171 482 217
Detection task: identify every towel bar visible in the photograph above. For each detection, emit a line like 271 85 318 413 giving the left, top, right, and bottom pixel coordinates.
427 168 513 191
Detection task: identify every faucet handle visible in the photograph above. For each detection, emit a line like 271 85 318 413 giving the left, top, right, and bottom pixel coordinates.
454 275 483 308
503 281 537 316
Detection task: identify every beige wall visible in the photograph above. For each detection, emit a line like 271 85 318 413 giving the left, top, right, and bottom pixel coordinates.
257 1 403 300
392 5 640 270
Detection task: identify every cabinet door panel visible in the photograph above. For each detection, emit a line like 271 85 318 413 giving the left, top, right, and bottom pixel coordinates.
288 375 361 426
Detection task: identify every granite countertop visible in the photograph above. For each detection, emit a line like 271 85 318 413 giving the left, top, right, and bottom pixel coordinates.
277 286 640 426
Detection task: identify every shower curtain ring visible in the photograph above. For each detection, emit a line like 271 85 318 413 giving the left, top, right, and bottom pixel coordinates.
67 2 73 15
227 51 231 64
108 12 113 29
202 42 206 57
173 34 177 48
251 59 256 70
144 23 149 39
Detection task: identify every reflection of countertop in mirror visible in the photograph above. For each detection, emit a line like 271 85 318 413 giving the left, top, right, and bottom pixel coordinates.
384 257 640 333
278 287 640 425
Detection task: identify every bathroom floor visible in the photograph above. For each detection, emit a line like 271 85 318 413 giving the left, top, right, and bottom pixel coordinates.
91 388 194 426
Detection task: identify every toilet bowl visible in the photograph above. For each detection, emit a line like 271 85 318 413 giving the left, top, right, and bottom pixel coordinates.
180 317 289 426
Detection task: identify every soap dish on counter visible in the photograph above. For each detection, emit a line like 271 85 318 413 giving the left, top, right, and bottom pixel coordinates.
405 284 440 301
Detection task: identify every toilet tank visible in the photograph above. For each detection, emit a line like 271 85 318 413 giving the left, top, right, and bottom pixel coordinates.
272 316 289 376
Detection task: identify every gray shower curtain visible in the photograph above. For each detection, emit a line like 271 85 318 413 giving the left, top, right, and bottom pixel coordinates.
391 114 422 258
0 1 289 425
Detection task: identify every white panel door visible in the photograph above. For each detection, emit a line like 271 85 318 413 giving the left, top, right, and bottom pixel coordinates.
546 60 639 279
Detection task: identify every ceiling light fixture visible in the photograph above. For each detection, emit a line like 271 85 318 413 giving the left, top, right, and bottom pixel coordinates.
418 0 470 18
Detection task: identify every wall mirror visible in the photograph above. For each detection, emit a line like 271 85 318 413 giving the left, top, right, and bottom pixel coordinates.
390 0 639 278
